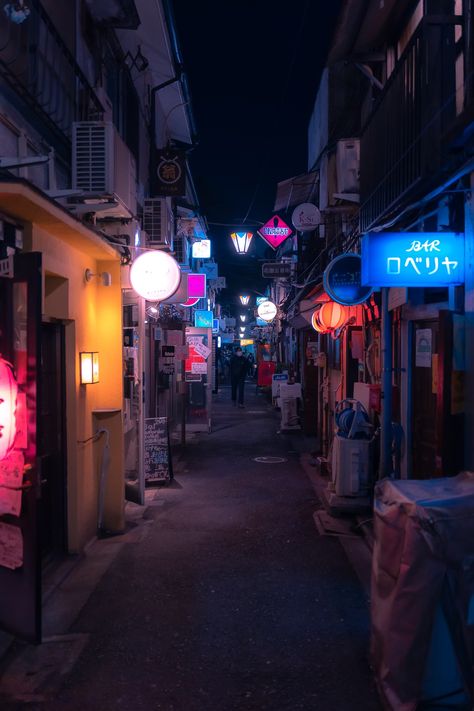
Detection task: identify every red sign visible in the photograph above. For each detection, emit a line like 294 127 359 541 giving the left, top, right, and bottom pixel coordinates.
258 215 292 250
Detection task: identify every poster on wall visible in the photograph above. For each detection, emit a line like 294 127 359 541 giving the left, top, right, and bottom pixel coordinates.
415 329 432 368
0 521 23 570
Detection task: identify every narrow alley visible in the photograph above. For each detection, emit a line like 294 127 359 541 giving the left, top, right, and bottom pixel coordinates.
1 388 380 711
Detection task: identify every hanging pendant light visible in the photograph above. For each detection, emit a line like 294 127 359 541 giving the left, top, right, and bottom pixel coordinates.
230 232 253 254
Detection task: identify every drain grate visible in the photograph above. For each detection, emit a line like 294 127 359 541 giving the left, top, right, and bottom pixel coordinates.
253 456 287 464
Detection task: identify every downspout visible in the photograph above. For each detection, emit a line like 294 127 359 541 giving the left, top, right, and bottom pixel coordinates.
379 287 393 479
161 0 198 145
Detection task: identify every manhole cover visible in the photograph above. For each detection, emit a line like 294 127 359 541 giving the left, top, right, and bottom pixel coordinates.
253 456 287 464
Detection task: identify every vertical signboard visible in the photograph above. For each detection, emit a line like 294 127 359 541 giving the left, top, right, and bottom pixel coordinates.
144 417 172 483
185 328 212 433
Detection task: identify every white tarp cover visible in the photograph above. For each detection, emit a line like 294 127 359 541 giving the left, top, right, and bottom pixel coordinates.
371 472 474 710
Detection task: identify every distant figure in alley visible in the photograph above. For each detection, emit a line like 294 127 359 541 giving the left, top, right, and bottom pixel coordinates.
230 347 249 408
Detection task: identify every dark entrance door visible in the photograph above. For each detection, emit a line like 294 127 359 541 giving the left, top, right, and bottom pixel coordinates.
39 323 67 561
0 252 42 642
412 320 438 478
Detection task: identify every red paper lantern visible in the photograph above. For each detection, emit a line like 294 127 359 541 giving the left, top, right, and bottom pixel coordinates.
311 301 348 333
0 357 18 460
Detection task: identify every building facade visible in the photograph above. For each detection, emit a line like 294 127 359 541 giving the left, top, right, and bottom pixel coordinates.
0 0 208 641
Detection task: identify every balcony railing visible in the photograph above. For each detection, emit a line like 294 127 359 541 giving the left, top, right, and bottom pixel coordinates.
360 20 457 231
0 0 102 152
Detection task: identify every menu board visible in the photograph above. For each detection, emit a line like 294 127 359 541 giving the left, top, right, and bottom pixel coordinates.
144 417 172 483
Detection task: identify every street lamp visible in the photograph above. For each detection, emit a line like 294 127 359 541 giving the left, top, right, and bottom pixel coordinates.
240 315 246 322
239 295 250 305
230 232 253 254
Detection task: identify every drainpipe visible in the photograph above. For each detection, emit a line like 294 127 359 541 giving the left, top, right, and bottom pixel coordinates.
379 287 393 479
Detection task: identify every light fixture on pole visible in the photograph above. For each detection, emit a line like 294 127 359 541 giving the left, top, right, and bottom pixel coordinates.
240 315 246 322
239 295 250 305
230 232 253 255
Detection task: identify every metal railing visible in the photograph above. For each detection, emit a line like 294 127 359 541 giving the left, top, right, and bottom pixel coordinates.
360 20 457 231
0 0 102 149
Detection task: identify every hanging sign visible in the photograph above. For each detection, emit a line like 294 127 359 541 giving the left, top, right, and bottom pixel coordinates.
194 310 213 328
323 253 373 305
291 203 321 232
181 273 206 307
262 262 292 278
192 240 211 259
257 300 277 322
361 232 465 287
258 215 293 250
130 251 181 302
153 148 186 197
201 262 218 280
188 273 206 298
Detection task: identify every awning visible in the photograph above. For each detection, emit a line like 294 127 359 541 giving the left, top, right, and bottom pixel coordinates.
0 179 118 260
274 172 319 212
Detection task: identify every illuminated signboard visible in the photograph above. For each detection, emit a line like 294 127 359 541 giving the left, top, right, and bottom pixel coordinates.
188 273 206 298
257 300 277 322
130 251 181 301
361 232 465 287
258 215 292 250
240 339 254 346
194 310 213 328
192 239 211 259
256 297 269 325
324 253 373 305
212 318 220 333
181 273 206 307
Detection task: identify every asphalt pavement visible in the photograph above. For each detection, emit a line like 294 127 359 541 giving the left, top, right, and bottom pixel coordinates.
0 383 381 711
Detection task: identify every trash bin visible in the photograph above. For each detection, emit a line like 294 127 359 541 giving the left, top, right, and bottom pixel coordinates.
371 473 474 711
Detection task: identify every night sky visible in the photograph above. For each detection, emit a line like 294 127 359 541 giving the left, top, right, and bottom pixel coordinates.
172 1 341 308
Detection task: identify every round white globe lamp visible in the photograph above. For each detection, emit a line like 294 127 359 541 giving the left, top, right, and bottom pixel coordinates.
130 251 181 302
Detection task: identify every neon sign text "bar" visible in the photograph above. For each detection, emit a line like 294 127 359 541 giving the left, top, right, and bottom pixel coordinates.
361 232 464 287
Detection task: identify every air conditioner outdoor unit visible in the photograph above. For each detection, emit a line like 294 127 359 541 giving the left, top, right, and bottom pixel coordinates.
143 198 173 248
72 121 137 219
173 232 190 267
335 138 360 195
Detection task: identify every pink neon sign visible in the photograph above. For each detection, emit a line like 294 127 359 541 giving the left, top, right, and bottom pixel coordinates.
258 215 292 250
187 273 206 298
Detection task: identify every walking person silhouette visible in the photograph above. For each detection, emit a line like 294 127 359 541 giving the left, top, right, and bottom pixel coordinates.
230 347 249 408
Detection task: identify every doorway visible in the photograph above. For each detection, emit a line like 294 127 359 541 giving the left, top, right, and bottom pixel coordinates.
39 322 67 561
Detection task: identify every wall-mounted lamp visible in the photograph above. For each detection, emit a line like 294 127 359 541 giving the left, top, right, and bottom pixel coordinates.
80 352 99 384
85 269 112 287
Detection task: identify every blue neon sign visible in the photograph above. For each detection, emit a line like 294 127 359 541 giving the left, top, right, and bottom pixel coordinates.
323 253 373 305
194 310 213 328
361 232 465 287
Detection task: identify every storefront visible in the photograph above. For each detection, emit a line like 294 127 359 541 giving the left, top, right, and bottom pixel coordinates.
0 179 124 641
